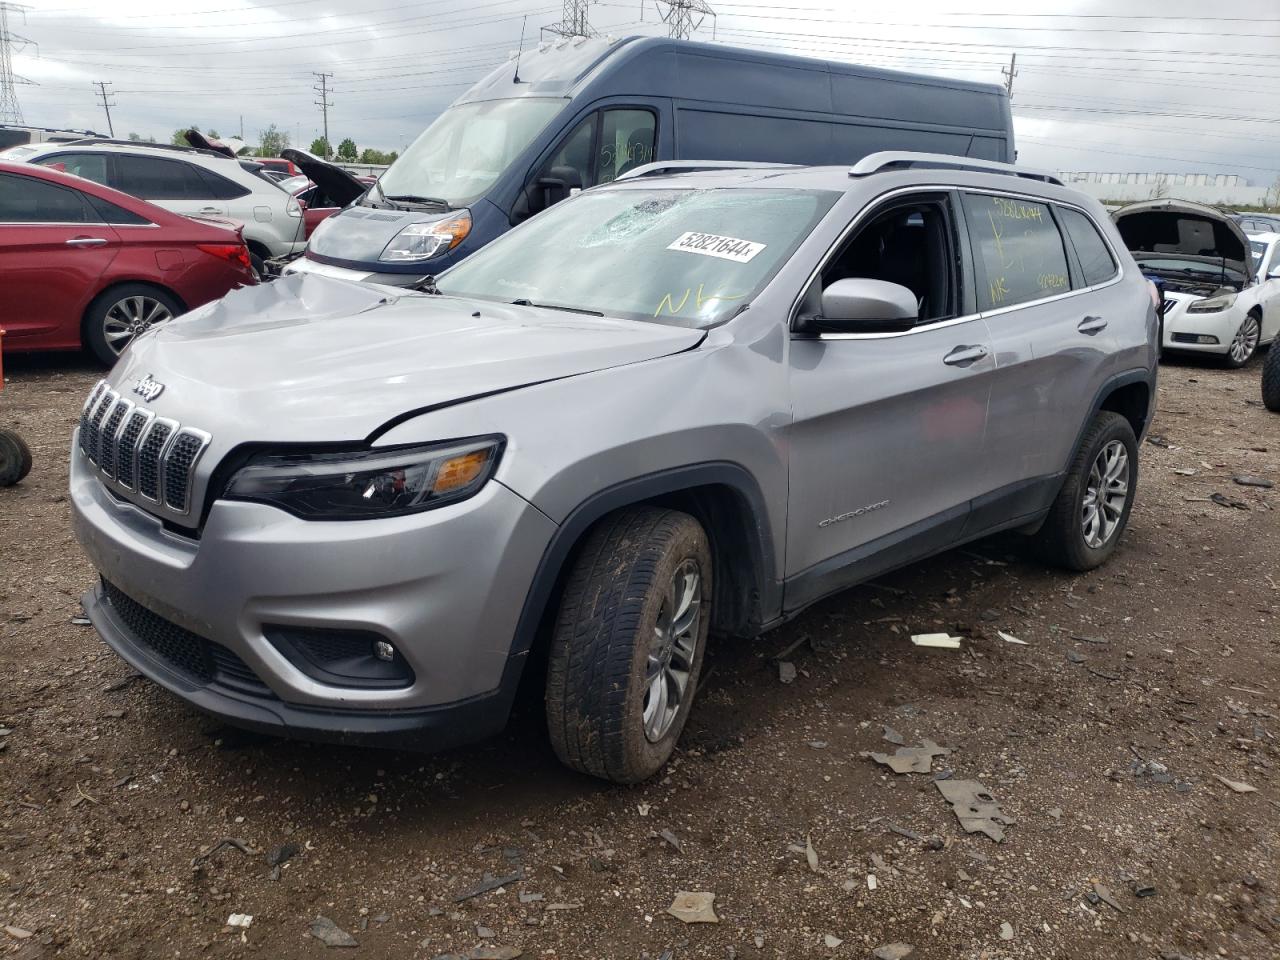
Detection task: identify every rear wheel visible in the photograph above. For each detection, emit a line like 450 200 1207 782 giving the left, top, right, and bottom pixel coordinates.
0 429 32 486
1224 311 1261 368
83 284 182 366
545 506 712 783
1036 411 1137 571
1262 344 1280 412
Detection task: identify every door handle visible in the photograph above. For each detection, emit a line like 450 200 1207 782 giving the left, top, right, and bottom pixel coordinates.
65 237 108 247
942 344 989 366
197 207 222 214
1078 315 1108 335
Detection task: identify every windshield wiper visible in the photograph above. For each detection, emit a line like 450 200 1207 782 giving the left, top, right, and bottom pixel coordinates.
511 298 604 317
384 193 451 209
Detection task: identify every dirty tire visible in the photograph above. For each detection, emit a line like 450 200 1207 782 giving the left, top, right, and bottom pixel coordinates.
545 507 712 784
1263 344 1280 412
1036 411 1138 571
249 252 266 278
0 429 33 486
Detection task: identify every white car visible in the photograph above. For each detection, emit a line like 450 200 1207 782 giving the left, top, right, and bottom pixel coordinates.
1114 200 1280 367
0 139 306 272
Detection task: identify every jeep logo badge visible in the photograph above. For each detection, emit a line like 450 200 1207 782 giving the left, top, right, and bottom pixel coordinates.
132 374 165 402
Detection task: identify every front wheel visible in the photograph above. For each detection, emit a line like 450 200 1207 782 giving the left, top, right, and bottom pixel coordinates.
1036 411 1138 571
1224 312 1261 368
1262 344 1280 412
545 507 712 783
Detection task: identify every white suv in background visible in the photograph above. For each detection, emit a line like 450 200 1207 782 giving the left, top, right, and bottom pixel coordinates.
1 140 305 272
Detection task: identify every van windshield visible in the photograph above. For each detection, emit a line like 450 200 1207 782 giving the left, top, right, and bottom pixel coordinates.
375 98 563 207
436 186 839 328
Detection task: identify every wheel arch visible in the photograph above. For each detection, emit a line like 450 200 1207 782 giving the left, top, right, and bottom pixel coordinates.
510 463 780 667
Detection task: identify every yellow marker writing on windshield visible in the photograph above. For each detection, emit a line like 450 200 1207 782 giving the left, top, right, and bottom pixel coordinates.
655 283 746 317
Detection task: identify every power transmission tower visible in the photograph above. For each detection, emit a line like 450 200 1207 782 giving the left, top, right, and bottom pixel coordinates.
1001 52 1018 100
544 0 594 38
654 0 715 40
93 80 116 137
312 71 333 158
0 2 35 125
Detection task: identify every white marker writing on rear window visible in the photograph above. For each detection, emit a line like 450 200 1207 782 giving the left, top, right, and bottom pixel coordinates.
667 232 766 263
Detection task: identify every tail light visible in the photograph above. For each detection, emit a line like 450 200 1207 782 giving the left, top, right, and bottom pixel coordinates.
197 243 253 272
286 195 302 218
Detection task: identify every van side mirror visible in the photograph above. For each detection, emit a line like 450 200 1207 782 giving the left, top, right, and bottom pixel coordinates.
1268 265 1280 280
529 165 584 214
815 278 918 333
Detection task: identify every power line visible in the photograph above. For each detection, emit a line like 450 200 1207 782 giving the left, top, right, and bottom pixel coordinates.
0 2 34 124
653 0 715 40
92 79 115 136
543 0 594 38
312 71 333 157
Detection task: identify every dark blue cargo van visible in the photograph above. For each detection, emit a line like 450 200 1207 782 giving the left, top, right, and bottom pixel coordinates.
286 35 1014 286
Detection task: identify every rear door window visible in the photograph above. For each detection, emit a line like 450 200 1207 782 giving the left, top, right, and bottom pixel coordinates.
34 152 110 186
0 172 95 222
116 155 215 200
1057 207 1118 287
962 192 1070 311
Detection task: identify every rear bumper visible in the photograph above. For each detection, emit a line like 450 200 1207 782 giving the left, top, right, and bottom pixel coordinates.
84 581 522 750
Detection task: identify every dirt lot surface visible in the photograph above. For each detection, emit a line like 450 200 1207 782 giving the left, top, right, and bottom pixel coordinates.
1 352 1278 960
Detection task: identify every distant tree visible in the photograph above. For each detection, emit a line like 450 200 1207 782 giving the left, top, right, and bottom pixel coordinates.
257 124 289 158
1149 174 1169 200
1265 175 1280 210
337 137 358 161
207 128 220 139
127 131 143 142
387 150 398 163
309 136 331 158
171 125 198 146
358 147 381 164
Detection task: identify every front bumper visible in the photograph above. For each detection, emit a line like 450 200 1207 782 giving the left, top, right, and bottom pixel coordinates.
71 445 557 747
1161 295 1242 355
283 254 431 288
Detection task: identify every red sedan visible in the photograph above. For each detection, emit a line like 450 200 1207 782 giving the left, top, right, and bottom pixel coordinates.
0 161 256 365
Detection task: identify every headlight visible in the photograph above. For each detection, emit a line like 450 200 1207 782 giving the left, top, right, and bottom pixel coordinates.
223 436 503 519
379 211 471 262
1187 292 1237 313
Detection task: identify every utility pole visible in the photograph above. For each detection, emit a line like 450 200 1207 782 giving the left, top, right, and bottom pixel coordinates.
0 2 34 126
654 0 715 41
1001 52 1018 100
544 0 594 38
239 114 244 140
312 71 333 158
93 80 116 137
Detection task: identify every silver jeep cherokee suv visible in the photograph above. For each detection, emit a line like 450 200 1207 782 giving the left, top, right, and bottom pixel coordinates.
71 152 1157 783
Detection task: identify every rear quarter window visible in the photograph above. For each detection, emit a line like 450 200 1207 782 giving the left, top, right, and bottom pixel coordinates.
196 166 251 200
962 192 1070 311
1057 207 1118 287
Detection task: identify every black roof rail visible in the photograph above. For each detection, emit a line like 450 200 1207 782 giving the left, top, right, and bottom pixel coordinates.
60 137 234 160
849 151 1064 186
614 160 799 182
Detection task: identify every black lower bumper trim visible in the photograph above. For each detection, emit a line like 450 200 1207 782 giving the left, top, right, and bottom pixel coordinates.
83 584 520 752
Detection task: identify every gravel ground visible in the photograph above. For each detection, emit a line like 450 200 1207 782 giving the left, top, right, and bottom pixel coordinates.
1 350 1278 960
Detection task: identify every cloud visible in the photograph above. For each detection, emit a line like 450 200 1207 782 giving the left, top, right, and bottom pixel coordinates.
11 0 1280 183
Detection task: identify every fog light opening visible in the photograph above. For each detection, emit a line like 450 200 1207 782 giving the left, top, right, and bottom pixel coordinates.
373 640 396 662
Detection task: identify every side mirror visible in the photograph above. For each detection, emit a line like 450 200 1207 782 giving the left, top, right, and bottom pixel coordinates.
1268 265 1280 280
815 278 918 333
528 165 584 214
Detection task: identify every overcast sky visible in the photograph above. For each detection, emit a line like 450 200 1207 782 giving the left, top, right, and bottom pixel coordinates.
11 0 1280 184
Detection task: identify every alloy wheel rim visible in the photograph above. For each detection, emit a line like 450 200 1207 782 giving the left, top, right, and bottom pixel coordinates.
103 296 173 356
1081 439 1129 549
1230 315 1260 364
642 558 702 743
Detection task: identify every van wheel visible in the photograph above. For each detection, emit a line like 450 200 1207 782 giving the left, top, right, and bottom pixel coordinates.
545 506 712 784
1036 411 1137 571
1262 344 1280 412
0 429 33 486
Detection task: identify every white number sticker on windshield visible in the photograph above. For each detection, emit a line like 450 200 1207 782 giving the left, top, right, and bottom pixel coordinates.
667 231 766 263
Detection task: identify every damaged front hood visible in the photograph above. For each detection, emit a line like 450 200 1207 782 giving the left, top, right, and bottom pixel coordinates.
110 273 704 443
281 147 368 207
1113 199 1254 283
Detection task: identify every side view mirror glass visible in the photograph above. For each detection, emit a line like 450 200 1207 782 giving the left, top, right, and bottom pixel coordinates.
526 165 584 215
816 278 918 333
1268 265 1280 280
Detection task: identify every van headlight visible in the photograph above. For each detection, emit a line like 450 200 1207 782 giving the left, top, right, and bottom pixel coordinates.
224 436 503 519
379 211 471 262
1187 292 1237 314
